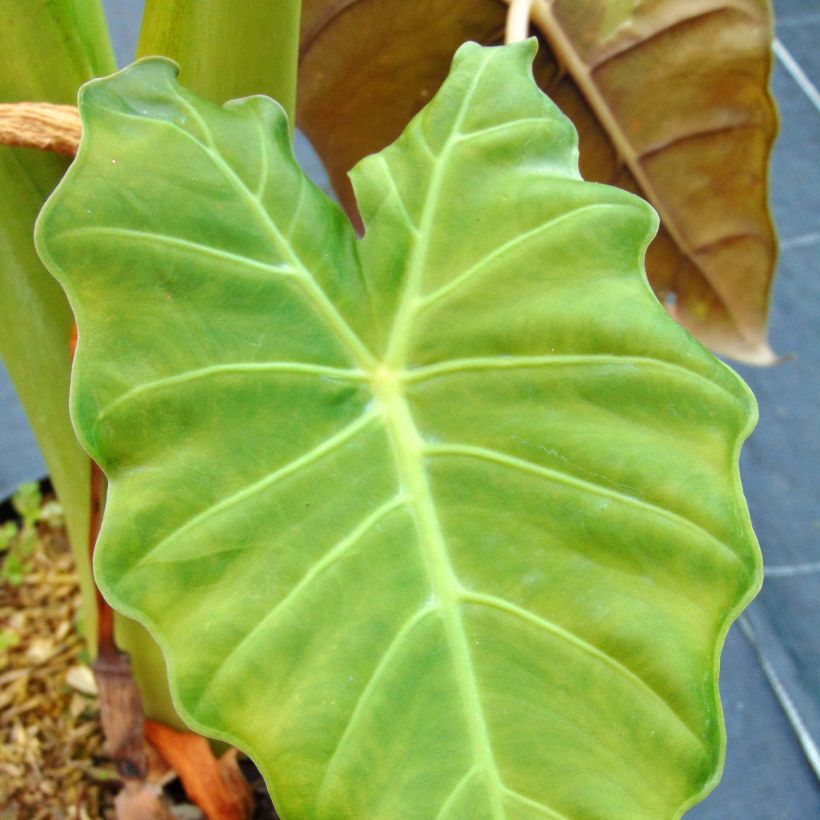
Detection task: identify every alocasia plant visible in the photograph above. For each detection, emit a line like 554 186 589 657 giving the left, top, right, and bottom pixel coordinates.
36 40 760 818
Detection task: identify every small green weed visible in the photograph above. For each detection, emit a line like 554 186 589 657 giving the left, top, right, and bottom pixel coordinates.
0 482 64 586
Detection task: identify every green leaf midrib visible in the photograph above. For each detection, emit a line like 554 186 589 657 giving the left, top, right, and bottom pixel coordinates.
374 370 507 818
382 49 494 369
367 50 511 818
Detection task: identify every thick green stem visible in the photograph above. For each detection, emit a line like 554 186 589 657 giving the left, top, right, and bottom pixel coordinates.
137 0 302 127
0 0 115 658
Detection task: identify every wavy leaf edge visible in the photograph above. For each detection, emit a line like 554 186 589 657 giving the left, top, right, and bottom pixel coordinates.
35 42 763 819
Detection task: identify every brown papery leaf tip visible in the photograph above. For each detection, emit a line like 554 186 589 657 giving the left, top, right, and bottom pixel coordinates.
701 336 779 367
665 303 780 367
0 102 81 157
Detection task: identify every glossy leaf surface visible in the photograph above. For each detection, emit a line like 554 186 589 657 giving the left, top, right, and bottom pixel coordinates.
37 43 761 818
298 0 778 363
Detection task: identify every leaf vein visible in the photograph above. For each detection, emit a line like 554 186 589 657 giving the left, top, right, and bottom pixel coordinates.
588 6 752 73
377 155 420 234
135 411 378 567
503 787 571 819
461 590 703 751
637 122 757 163
415 203 627 313
96 361 368 424
194 494 407 711
285 174 307 240
402 354 736 401
434 767 479 820
454 117 553 144
255 117 269 198
316 604 438 810
53 226 296 278
425 443 741 564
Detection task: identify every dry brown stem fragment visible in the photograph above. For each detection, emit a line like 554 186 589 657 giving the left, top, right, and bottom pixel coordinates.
93 652 148 781
0 102 81 156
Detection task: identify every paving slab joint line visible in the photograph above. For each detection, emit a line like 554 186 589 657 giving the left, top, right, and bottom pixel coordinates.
738 615 820 778
773 38 820 114
779 231 820 251
764 561 820 578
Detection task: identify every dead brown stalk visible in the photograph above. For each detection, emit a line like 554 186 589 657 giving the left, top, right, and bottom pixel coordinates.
0 102 81 156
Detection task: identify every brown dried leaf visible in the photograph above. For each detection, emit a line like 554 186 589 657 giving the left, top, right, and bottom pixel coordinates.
145 720 252 820
298 0 777 362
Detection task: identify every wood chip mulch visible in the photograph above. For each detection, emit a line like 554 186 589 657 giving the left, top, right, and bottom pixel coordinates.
0 519 118 819
0 495 281 820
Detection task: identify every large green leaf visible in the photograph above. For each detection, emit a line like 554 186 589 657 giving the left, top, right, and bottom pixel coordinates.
36 42 760 818
298 0 778 364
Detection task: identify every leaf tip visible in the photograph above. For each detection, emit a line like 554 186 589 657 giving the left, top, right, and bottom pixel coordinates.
666 302 781 367
452 37 539 71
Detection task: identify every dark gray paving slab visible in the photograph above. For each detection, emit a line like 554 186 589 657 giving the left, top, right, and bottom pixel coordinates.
0 359 45 500
778 12 820 28
729 9 820 785
102 0 142 67
769 59 820 242
777 14 820 74
774 0 820 24
688 625 820 819
735 240 820 564
704 224 820 816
